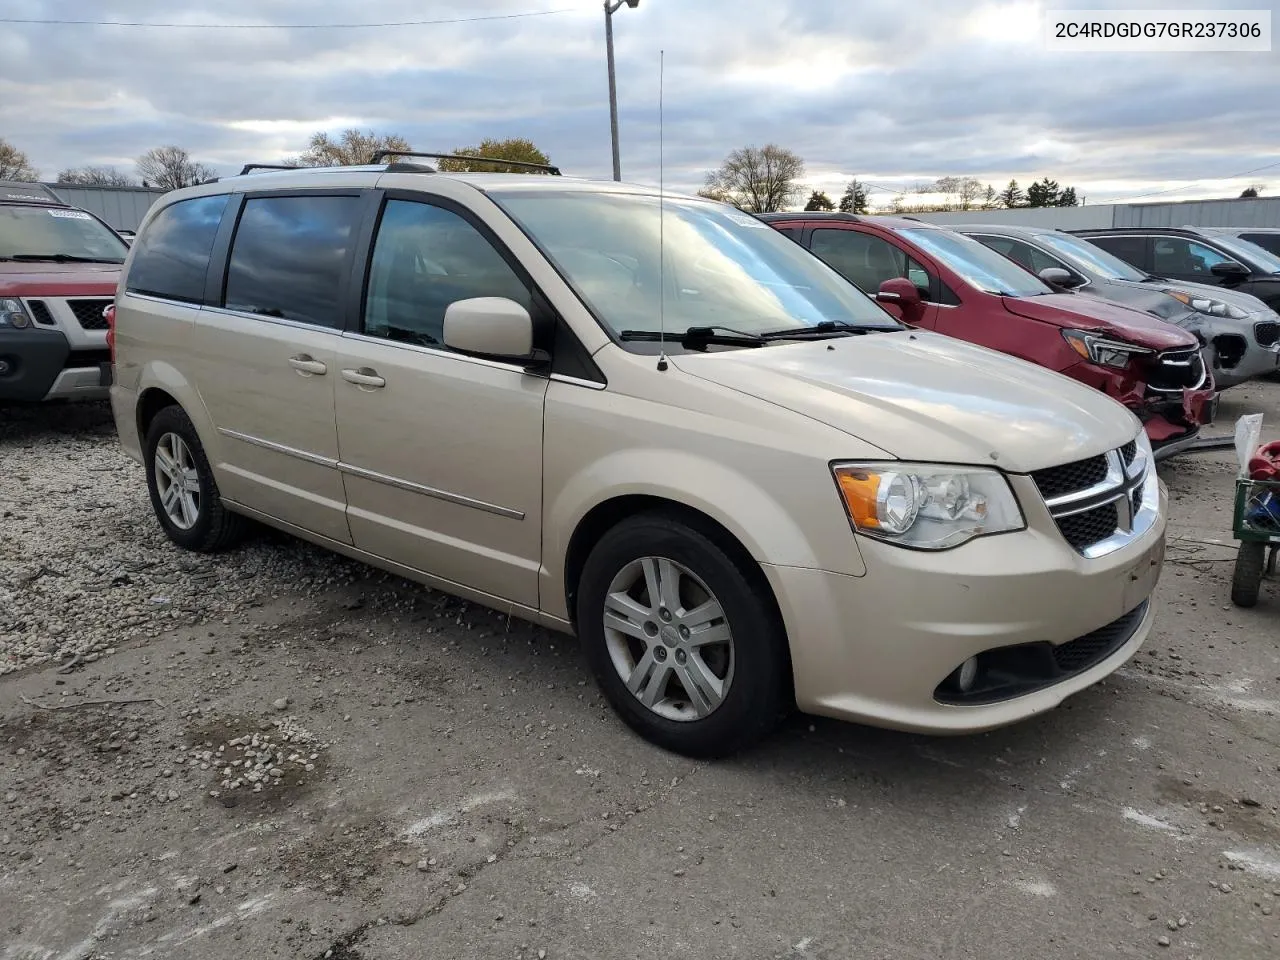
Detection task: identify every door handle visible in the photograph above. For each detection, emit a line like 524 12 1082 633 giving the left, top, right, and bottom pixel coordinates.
341 367 386 389
288 354 327 376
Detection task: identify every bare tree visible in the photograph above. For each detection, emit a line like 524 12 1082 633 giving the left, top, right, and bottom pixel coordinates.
928 176 989 210
57 166 136 187
136 146 216 190
703 145 806 213
294 129 412 166
0 138 38 180
1240 185 1262 198
436 137 552 173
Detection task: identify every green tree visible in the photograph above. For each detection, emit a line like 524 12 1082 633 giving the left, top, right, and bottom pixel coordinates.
804 190 835 211
1026 177 1061 207
57 166 135 186
838 178 869 214
982 184 998 208
136 146 216 190
998 179 1025 208
0 138 38 180
436 137 553 173
1056 186 1079 207
295 129 412 166
703 144 806 213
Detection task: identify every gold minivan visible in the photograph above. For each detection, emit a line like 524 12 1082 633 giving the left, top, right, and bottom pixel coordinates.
108 160 1168 756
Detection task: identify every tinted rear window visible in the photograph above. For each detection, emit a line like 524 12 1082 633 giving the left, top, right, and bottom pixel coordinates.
127 195 230 303
223 195 362 328
1088 235 1147 270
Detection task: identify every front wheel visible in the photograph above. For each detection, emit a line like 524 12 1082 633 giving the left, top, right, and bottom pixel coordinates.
1231 541 1266 608
144 405 248 552
576 513 790 758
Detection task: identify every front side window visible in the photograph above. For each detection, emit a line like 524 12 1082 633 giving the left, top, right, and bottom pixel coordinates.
0 203 129 264
363 199 531 347
223 195 363 328
899 228 1052 297
1152 237 1239 276
975 235 1066 276
1035 233 1148 281
126 194 229 302
489 190 897 344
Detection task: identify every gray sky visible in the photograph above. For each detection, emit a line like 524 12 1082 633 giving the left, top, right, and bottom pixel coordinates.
2 0 1277 207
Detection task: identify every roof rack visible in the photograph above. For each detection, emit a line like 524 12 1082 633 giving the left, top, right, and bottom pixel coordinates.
238 163 301 176
368 150 561 175
755 211 862 222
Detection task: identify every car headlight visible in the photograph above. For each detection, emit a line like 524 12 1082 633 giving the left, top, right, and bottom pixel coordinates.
1062 329 1153 369
0 297 32 329
1166 290 1250 320
831 462 1025 550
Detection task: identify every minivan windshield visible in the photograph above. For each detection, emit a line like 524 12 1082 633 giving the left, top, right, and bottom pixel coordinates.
1212 234 1280 275
900 228 1053 297
1035 232 1149 281
0 204 129 263
490 190 900 343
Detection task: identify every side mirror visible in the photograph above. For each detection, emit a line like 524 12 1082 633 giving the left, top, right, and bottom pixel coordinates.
1210 261 1250 280
1038 266 1085 289
443 297 536 361
875 277 922 305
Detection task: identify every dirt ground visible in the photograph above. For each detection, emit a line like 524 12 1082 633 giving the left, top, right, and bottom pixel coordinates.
2 380 1279 960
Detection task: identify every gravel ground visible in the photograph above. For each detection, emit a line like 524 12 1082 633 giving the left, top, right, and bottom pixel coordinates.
2 389 1280 960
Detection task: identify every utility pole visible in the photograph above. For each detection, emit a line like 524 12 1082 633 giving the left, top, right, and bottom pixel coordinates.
604 0 639 181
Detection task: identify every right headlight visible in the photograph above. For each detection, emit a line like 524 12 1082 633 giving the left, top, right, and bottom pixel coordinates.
1166 290 1250 319
0 297 32 329
831 462 1025 550
1062 329 1153 369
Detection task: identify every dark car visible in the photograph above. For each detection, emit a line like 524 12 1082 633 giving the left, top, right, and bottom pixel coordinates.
1071 226 1280 312
953 223 1280 388
761 212 1217 456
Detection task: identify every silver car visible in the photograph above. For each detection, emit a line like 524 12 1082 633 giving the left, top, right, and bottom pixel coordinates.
953 223 1280 388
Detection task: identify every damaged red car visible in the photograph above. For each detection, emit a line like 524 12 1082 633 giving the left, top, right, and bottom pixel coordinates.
760 213 1217 457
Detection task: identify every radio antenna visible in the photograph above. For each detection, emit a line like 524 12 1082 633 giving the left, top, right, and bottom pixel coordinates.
656 48 668 372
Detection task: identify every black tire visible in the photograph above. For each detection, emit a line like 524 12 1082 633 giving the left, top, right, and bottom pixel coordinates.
576 512 790 758
143 405 247 552
1231 541 1266 608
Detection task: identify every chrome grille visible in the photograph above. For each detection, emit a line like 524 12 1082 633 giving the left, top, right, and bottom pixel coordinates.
68 298 112 330
1256 321 1279 348
1145 346 1207 392
1032 440 1154 558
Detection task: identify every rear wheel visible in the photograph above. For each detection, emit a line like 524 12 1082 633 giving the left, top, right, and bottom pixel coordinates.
1231 541 1265 608
576 513 789 757
144 405 247 552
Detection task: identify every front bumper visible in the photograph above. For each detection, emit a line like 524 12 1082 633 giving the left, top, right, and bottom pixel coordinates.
0 328 68 401
764 478 1167 734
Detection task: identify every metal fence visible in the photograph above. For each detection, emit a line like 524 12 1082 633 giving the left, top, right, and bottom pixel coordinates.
43 183 167 231
909 196 1280 231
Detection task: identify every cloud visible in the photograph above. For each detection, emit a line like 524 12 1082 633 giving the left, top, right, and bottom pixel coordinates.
1 0 1275 203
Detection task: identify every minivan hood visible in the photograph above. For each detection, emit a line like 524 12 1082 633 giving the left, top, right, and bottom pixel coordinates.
671 330 1138 473
1002 293 1196 349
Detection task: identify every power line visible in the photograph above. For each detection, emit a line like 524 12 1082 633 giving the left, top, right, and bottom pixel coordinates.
0 8 575 29
1113 158 1280 203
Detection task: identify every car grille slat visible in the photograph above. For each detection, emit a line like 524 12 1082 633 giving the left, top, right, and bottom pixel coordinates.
1255 321 1279 348
68 298 112 330
1031 455 1107 500
1031 441 1150 555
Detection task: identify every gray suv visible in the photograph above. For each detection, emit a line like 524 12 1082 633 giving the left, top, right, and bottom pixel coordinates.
955 223 1280 388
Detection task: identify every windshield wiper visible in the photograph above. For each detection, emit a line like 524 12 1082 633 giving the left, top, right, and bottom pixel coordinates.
9 253 124 263
758 320 902 339
619 325 767 348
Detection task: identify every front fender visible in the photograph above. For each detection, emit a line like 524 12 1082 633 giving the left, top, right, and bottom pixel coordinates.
541 447 866 623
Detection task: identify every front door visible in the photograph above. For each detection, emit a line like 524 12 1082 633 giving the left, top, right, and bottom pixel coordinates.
334 195 547 609
193 192 366 544
806 227 941 329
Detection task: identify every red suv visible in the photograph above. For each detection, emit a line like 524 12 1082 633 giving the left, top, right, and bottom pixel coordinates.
761 213 1217 456
0 181 126 403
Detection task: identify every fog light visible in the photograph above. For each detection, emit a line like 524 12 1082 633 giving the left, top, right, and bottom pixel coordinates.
0 359 11 376
956 656 978 692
